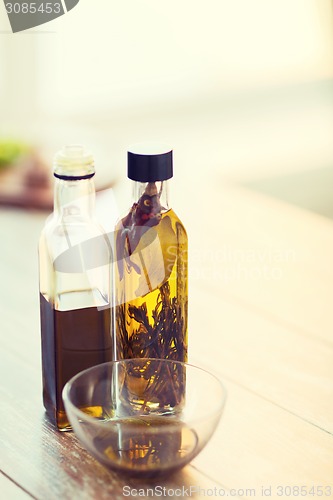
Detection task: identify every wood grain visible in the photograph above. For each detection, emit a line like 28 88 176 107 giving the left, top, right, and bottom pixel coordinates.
193 378 333 491
190 286 333 433
0 472 32 500
185 182 333 345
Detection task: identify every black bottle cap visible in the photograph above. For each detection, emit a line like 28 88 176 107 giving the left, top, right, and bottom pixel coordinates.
127 143 173 182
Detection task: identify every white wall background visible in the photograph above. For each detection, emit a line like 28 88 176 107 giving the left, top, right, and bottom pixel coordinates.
38 0 333 114
0 0 333 186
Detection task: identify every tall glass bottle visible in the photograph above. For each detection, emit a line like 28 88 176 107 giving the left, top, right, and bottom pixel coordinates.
115 144 188 410
39 145 113 431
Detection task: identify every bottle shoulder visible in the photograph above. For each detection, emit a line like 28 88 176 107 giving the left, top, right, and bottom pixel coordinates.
163 208 185 224
41 213 107 235
39 213 111 261
162 209 187 236
115 207 186 230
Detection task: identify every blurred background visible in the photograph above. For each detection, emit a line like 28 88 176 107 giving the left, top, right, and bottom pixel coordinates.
0 0 333 217
1 2 332 492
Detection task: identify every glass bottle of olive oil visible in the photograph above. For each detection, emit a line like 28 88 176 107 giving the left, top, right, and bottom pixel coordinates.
115 144 188 411
39 146 113 431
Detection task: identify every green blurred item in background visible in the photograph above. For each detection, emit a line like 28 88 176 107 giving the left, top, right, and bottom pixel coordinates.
0 139 53 210
0 140 29 168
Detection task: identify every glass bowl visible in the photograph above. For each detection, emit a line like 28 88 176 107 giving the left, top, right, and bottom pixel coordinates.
63 358 226 478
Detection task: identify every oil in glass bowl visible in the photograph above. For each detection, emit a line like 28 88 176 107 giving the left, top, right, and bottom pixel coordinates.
63 359 226 477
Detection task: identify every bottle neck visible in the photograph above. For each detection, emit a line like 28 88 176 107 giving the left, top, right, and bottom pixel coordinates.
132 180 170 211
53 177 95 218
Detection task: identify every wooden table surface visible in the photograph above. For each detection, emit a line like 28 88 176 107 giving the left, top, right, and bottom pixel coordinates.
0 181 332 499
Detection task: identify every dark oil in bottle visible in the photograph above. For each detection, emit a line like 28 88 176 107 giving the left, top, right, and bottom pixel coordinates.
40 292 113 431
